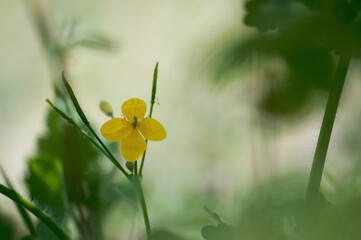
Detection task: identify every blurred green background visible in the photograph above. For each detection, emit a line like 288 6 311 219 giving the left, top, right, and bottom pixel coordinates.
2 0 361 239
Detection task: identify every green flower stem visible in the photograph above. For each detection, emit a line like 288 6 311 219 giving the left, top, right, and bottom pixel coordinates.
133 177 152 239
50 78 152 237
134 161 138 176
0 184 70 240
306 54 351 201
59 67 157 237
139 62 159 177
136 62 159 238
86 125 130 178
139 147 148 178
46 99 130 179
204 206 223 224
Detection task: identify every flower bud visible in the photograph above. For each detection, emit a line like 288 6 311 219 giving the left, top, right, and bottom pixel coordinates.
63 72 89 124
99 101 113 118
126 161 134 172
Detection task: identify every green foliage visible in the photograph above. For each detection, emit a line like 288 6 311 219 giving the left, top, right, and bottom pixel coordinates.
209 0 361 117
244 0 361 56
244 0 312 32
198 173 361 240
235 175 305 240
24 100 133 239
0 213 15 240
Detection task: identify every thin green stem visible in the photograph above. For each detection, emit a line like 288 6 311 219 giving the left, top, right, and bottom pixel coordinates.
48 99 152 239
139 62 159 177
139 147 148 177
133 177 151 239
86 125 130 178
306 55 351 201
204 206 223 224
134 161 138 176
0 184 70 240
59 66 157 238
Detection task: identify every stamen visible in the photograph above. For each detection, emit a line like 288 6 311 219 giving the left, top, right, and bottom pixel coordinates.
133 115 138 127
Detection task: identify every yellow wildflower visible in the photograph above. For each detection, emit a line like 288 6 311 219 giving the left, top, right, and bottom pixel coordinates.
100 98 166 162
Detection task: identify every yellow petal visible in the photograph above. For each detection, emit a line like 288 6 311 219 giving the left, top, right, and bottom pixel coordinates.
137 118 167 141
120 129 147 162
100 118 133 142
121 98 146 122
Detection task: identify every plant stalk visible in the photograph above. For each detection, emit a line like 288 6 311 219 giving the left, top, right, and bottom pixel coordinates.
133 177 152 239
306 54 351 201
87 125 130 178
47 98 153 238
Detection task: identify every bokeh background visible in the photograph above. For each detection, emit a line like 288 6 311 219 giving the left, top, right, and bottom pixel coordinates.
2 0 361 239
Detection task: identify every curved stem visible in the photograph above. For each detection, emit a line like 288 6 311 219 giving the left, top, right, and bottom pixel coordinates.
306 54 351 201
0 184 70 240
87 125 130 178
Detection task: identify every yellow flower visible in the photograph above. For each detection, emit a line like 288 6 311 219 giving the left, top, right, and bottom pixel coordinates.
100 98 166 162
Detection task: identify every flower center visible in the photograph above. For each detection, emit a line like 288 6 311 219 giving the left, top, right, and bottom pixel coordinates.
132 115 138 127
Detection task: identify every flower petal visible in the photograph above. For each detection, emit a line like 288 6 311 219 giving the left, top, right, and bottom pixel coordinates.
121 98 146 122
120 128 147 162
138 118 167 141
100 118 133 142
